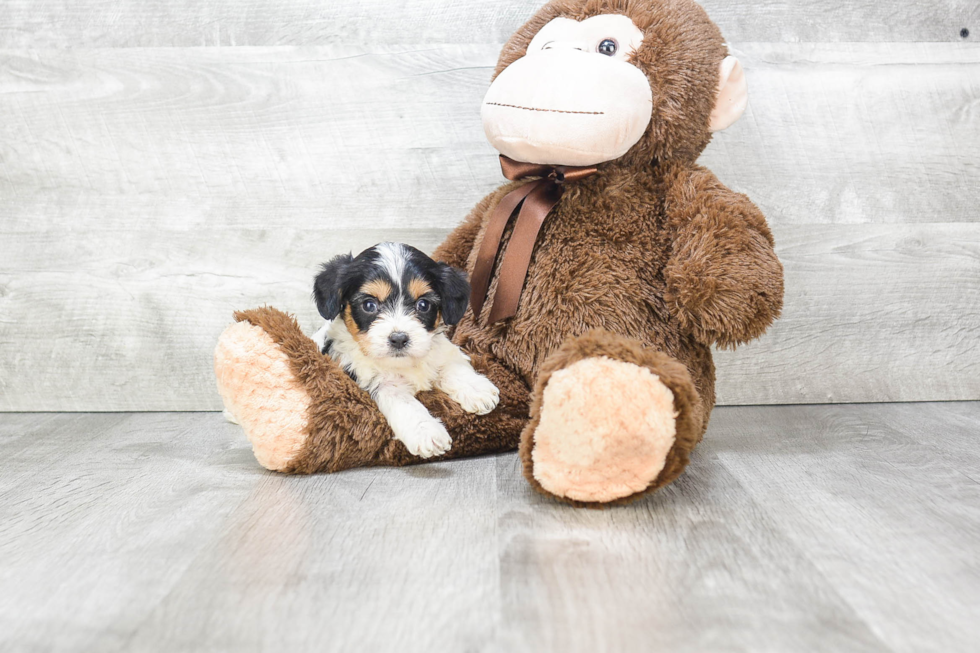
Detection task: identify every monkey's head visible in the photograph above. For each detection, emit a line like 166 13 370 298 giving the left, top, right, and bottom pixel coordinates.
482 0 746 168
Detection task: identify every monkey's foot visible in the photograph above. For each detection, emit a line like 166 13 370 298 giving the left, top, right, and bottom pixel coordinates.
214 310 315 472
521 331 701 507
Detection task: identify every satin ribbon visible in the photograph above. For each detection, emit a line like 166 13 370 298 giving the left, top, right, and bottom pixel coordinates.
470 155 597 323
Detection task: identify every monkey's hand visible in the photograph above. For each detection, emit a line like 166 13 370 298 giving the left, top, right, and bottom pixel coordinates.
663 167 784 349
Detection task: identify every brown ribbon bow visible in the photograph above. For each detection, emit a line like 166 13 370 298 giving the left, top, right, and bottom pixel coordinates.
470 155 598 323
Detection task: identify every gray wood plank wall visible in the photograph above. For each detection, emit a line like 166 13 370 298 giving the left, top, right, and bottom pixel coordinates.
1 2 978 410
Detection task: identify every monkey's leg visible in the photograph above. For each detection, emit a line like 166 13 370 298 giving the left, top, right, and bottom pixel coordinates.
214 307 530 474
520 330 702 507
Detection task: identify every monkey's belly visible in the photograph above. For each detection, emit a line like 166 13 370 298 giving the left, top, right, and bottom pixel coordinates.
493 245 682 382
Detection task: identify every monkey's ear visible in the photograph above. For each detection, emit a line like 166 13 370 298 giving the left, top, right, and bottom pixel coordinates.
435 264 470 326
313 254 353 320
709 56 748 132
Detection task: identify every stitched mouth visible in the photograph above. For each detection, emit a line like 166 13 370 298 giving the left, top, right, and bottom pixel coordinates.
486 102 604 116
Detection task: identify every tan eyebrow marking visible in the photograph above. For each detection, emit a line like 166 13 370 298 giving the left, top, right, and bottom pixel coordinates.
361 279 392 302
408 277 433 301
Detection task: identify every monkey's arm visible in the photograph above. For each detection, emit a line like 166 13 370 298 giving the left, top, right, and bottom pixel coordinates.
432 187 508 270
662 165 784 349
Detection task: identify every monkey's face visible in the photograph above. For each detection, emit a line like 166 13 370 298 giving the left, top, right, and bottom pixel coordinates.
482 1 748 167
482 14 652 167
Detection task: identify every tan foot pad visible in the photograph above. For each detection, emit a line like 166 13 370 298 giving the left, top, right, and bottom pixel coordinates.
214 321 311 472
532 356 678 503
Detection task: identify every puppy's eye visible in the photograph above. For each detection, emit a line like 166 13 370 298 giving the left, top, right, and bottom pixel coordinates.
415 299 431 313
597 38 618 56
362 299 378 313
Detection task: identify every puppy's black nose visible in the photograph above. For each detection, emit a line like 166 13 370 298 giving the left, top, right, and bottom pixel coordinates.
388 332 410 349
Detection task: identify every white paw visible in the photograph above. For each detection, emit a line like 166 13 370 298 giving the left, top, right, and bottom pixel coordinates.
445 373 500 415
400 420 453 459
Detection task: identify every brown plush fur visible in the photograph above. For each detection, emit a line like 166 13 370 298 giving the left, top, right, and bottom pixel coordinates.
215 0 783 506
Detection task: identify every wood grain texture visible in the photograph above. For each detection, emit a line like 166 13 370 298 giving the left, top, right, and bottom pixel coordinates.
0 413 259 651
716 222 980 405
0 46 503 232
2 44 978 231
0 0 977 48
1 404 978 651
704 43 980 226
2 42 979 409
126 459 500 652
707 402 980 653
2 221 978 411
494 453 886 652
0 412 499 653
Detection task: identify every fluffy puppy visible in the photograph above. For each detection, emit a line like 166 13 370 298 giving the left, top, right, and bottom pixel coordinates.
311 242 500 458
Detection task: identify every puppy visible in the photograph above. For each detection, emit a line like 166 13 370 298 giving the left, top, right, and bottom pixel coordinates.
311 242 499 458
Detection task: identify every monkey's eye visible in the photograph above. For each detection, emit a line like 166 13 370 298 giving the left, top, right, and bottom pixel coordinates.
597 38 618 56
362 299 378 314
415 299 431 313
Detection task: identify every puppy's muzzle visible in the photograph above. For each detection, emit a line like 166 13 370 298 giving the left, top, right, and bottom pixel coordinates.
388 332 410 351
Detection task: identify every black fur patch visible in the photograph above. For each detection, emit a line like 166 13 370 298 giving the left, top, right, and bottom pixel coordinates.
312 254 353 321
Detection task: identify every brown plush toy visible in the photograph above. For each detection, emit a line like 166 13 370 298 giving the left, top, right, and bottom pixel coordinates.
214 0 784 507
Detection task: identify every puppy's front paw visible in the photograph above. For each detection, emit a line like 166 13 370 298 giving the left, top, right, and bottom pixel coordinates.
444 373 500 415
400 420 452 459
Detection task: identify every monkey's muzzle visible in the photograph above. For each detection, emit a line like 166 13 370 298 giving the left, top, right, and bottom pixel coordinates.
481 49 653 167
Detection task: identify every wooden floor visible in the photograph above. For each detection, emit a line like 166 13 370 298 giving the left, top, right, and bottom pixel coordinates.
1 403 978 652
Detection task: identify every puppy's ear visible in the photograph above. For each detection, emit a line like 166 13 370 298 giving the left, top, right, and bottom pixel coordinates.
313 254 353 320
436 263 470 326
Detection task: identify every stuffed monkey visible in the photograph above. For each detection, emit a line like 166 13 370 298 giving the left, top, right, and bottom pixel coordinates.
214 0 783 507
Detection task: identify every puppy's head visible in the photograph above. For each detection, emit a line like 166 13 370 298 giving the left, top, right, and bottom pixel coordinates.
313 243 470 360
